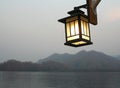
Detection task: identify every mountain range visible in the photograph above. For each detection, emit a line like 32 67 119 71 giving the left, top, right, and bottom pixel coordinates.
116 55 120 60
38 50 120 71
0 50 120 72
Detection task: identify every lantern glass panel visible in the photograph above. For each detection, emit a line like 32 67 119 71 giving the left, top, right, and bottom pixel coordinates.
75 20 79 35
66 16 80 42
72 41 87 45
80 16 90 41
67 35 79 41
70 22 75 35
66 23 70 37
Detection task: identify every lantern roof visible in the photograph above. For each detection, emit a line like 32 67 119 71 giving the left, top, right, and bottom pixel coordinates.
58 9 88 23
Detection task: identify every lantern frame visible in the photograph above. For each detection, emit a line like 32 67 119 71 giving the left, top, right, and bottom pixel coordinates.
58 10 93 47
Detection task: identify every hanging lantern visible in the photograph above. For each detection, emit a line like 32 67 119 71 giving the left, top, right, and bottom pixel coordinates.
58 10 93 47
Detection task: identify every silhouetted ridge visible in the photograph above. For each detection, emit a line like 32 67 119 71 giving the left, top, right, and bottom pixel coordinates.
38 50 120 71
1 50 120 72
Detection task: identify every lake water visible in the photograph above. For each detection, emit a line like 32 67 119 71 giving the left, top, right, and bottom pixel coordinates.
0 72 120 88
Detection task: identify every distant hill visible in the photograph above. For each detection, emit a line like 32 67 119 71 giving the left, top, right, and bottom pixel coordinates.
38 50 120 71
0 60 42 71
116 55 120 60
1 50 120 72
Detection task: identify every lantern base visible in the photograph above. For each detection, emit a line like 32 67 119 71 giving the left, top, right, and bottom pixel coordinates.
64 41 93 47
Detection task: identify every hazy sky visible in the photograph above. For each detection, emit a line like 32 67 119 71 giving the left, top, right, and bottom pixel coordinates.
0 0 120 62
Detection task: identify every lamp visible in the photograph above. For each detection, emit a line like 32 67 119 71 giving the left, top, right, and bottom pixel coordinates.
58 10 92 47
58 0 101 47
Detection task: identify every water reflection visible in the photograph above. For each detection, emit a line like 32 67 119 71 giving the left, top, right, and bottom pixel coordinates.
0 72 120 88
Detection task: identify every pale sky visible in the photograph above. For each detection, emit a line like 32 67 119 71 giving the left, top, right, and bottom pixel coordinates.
0 0 120 62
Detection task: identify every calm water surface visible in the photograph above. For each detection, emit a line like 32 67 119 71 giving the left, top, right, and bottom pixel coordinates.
0 72 120 88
